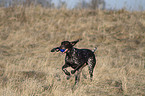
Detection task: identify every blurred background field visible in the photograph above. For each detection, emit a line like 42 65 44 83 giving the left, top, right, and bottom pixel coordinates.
0 0 145 96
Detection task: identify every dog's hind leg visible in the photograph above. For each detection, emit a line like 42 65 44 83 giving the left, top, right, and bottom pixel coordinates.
71 63 87 74
87 56 96 81
72 69 82 92
74 69 82 85
74 63 87 85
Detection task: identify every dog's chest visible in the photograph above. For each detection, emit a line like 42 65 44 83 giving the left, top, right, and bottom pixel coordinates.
65 54 79 64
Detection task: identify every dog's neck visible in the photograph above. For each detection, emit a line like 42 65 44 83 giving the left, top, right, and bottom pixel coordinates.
66 47 75 57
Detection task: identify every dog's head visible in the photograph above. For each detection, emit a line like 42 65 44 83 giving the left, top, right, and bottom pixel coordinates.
51 39 82 53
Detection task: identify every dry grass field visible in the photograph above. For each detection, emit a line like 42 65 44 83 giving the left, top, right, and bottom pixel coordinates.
0 6 145 96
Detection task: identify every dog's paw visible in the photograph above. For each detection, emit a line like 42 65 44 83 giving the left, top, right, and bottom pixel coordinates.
66 75 71 80
71 70 76 74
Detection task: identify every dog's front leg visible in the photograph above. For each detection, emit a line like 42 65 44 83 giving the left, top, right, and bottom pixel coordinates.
71 63 87 74
62 64 71 80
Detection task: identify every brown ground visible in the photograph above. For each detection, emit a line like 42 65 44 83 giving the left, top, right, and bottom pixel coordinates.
0 6 145 96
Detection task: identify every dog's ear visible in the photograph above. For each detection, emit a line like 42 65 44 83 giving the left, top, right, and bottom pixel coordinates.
51 47 60 52
70 39 82 46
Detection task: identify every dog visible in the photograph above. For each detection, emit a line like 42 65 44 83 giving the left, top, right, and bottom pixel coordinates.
51 39 97 85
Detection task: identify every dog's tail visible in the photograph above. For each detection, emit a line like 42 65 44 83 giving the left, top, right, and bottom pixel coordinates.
92 46 97 53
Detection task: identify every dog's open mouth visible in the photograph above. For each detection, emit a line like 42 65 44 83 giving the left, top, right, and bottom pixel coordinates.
63 49 68 53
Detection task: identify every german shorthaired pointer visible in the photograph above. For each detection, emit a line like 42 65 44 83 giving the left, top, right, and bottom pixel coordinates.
51 39 97 85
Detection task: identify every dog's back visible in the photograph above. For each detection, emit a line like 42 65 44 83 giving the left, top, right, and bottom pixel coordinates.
73 48 95 61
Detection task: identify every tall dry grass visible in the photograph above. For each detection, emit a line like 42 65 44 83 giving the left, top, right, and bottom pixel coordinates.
0 6 145 96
